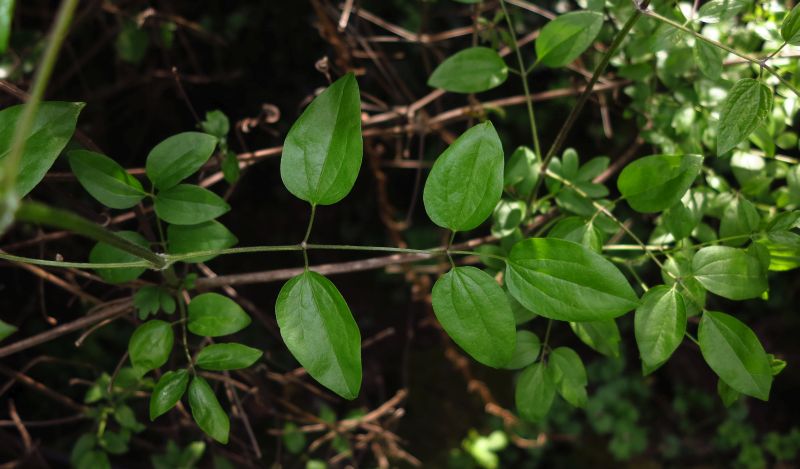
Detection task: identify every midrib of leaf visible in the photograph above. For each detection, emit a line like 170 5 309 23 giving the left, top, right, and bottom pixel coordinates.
310 83 347 202
709 315 767 395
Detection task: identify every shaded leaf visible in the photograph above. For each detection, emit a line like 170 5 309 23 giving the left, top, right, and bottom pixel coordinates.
188 376 230 444
154 184 230 225
428 47 508 93
69 150 145 209
536 11 604 68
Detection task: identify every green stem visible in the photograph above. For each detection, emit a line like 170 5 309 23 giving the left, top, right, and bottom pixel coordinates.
177 292 195 374
499 0 542 160
15 201 165 268
302 203 317 269
0 0 80 195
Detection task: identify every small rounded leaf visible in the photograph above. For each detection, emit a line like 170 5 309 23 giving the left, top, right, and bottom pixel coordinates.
153 184 230 225
428 47 508 93
536 11 604 68
128 320 174 372
150 369 189 420
145 132 218 190
188 376 230 444
68 150 145 209
168 221 238 263
195 343 263 370
188 293 251 337
617 154 703 213
89 231 150 284
431 266 516 368
423 121 504 232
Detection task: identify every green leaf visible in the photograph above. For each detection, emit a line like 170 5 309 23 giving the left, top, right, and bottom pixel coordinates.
692 246 767 300
187 293 251 337
617 154 703 213
128 320 174 372
634 285 686 369
569 319 621 357
134 286 175 320
693 39 724 80
717 378 741 407
188 376 230 444
535 11 604 68
89 231 149 284
698 311 772 400
719 196 760 246
0 101 84 197
150 369 189 420
515 362 555 422
423 121 504 231
0 0 15 54
717 79 772 156
697 0 749 23
547 347 588 408
280 73 362 205
782 4 800 45
431 266 516 368
503 330 541 370
0 318 16 342
283 422 307 454
145 132 218 190
195 343 263 370
154 184 230 225
68 150 145 209
427 47 508 93
504 146 539 197
167 220 238 263
116 20 149 64
200 110 230 140
505 238 639 322
275 271 362 399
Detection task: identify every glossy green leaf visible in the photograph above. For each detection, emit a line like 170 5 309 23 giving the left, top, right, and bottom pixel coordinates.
153 184 230 225
0 101 84 197
717 79 772 155
89 231 149 283
145 132 217 190
698 0 749 23
167 220 237 263
569 319 621 357
431 266 516 368
187 293 251 337
535 11 604 68
69 150 145 209
547 347 588 408
617 154 703 213
634 285 686 369
502 331 540 370
692 246 767 300
188 376 230 444
150 369 189 420
423 121 504 232
782 4 800 44
698 311 772 400
428 47 508 93
275 271 362 399
0 0 14 54
128 320 174 372
0 318 16 342
719 196 760 246
280 73 362 205
195 343 263 370
693 39 724 80
505 238 639 322
515 362 555 422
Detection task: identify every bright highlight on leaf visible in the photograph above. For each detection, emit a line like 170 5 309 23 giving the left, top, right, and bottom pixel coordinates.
428 47 508 93
536 11 604 68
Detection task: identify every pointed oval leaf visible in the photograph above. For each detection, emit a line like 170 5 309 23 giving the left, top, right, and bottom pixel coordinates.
153 184 230 225
167 220 238 263
195 343 263 370
717 79 772 155
503 330 541 370
0 101 84 197
698 0 749 23
89 231 150 284
719 196 760 246
128 320 174 372
692 246 767 300
427 47 508 93
505 238 639 322
515 362 555 422
150 369 189 420
145 132 217 190
275 271 362 399
569 319 621 357
693 39 724 80
617 154 703 213
68 150 145 209
187 376 230 444
431 266 516 368
548 347 588 408
698 311 772 400
536 11 604 68
782 4 800 45
0 318 17 343
187 293 251 337
423 121 504 231
634 285 686 368
280 73 362 205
